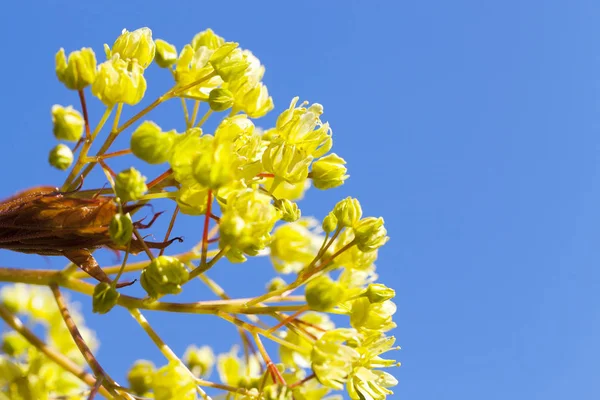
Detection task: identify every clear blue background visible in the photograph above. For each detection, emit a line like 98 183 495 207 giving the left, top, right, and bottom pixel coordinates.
0 1 599 399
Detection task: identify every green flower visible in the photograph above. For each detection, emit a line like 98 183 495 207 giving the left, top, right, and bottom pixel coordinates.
220 188 281 256
107 27 155 68
130 121 176 164
140 256 189 299
274 198 301 222
312 153 349 189
48 144 73 170
365 284 396 303
127 360 155 396
270 218 323 274
51 105 84 142
208 88 234 111
209 42 250 82
191 28 225 50
184 345 215 378
350 298 397 332
152 362 197 400
311 329 360 390
92 282 120 314
92 55 146 106
275 97 332 157
305 275 347 311
155 38 178 68
109 213 133 246
333 197 362 228
353 217 389 252
115 167 148 202
262 142 313 184
55 47 96 90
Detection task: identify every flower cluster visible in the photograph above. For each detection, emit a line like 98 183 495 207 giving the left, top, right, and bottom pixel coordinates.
0 285 96 399
0 26 398 400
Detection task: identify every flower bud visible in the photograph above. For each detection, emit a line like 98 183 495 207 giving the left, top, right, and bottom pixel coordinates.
109 213 133 246
49 144 73 170
274 198 301 222
322 212 338 234
154 39 177 68
209 42 250 82
140 256 189 299
55 47 97 90
332 197 362 228
350 298 396 332
191 28 225 50
92 282 120 314
311 153 348 190
262 142 313 184
365 283 395 303
2 331 29 357
92 55 147 106
115 167 147 202
353 217 389 252
184 345 215 378
208 88 234 111
153 361 197 400
127 360 155 395
108 27 155 68
305 275 346 311
130 121 176 164
51 105 84 142
266 277 287 292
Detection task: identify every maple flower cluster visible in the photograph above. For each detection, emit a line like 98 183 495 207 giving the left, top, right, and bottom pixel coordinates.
1 27 399 400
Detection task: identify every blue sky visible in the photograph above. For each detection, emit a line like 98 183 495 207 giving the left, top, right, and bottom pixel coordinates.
1 1 599 399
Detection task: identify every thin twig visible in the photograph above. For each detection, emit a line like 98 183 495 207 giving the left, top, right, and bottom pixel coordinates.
0 304 113 399
49 284 124 399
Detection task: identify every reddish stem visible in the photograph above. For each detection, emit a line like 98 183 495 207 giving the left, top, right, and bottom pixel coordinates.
257 173 275 178
201 190 213 266
268 305 309 333
100 149 132 160
78 89 92 141
98 159 116 177
289 373 316 389
147 168 173 190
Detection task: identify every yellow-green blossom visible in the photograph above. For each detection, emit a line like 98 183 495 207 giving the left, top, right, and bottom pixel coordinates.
140 256 189 299
184 345 215 378
312 153 349 189
115 167 147 202
109 213 133 246
128 360 155 396
55 47 96 90
130 121 176 164
152 361 197 400
92 55 147 106
270 218 323 274
107 27 155 68
48 144 73 170
51 105 84 142
219 188 281 256
155 39 178 68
